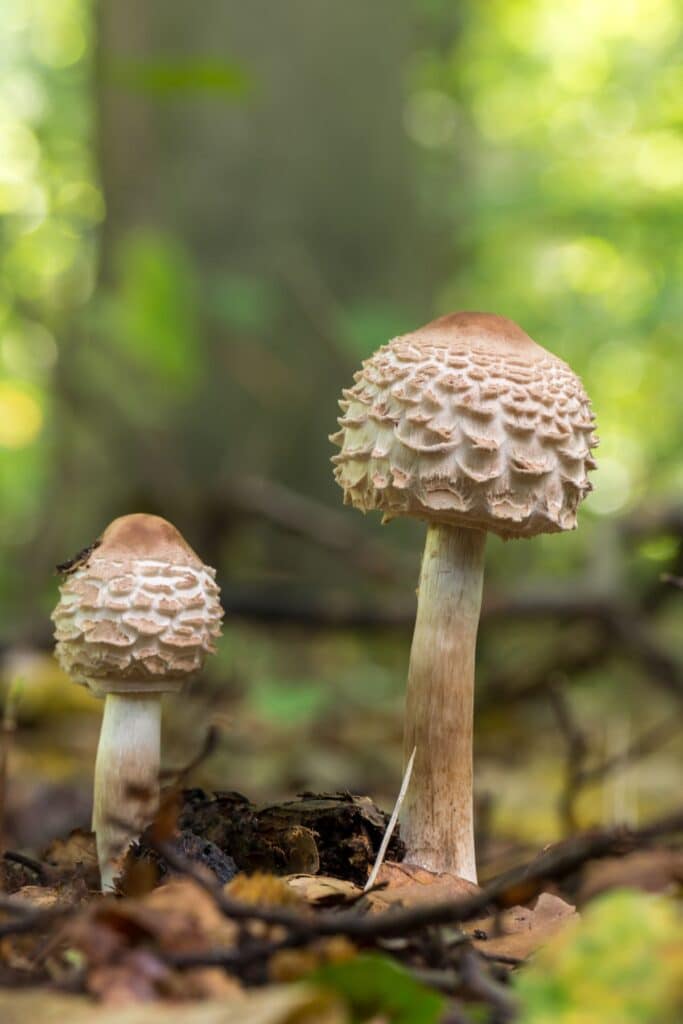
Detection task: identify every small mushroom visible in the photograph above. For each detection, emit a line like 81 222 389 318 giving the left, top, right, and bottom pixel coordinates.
331 312 598 882
52 513 223 890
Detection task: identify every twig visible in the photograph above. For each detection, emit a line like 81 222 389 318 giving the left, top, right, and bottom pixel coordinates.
0 896 74 938
547 683 589 834
577 713 682 787
460 948 517 1021
0 909 74 939
478 951 524 967
159 808 683 964
160 725 222 787
0 894 43 916
2 851 55 885
365 745 416 892
219 475 406 582
216 586 683 700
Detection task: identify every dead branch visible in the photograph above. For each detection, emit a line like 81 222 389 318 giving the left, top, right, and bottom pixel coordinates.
2 851 55 885
0 899 74 939
459 948 517 1021
547 683 589 834
160 808 683 967
217 475 408 582
577 714 682 788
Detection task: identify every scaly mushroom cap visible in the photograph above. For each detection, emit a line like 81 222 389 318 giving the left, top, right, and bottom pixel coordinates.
330 312 598 538
52 514 223 696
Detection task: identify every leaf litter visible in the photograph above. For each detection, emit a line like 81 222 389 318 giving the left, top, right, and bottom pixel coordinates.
0 782 681 1023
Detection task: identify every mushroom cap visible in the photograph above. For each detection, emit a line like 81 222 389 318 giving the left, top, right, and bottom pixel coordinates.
330 312 598 539
52 514 223 697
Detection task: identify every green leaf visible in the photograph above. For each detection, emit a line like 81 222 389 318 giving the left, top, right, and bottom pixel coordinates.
312 954 444 1024
515 890 683 1024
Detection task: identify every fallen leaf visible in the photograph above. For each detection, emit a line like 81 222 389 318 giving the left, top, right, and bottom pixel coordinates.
88 949 173 1006
285 874 363 907
0 878 89 973
368 861 479 911
42 829 99 887
11 884 71 909
66 878 237 971
470 892 578 961
226 872 303 908
271 937 357 982
87 948 244 1005
143 877 235 945
0 983 347 1023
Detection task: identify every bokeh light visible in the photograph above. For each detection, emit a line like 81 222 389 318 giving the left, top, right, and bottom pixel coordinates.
0 381 43 448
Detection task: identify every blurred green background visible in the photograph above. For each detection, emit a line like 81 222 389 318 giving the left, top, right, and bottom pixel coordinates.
0 0 681 862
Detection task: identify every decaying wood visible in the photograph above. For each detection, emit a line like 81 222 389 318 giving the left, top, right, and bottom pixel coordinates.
144 790 404 886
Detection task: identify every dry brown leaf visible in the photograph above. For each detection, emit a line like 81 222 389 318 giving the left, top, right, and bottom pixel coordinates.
87 948 244 1006
285 874 362 906
270 936 357 982
42 828 99 886
180 967 244 1001
470 891 578 961
578 848 683 902
67 878 237 969
368 860 479 911
227 872 304 908
143 878 235 945
11 884 71 908
0 984 347 1024
88 949 173 1006
0 878 90 972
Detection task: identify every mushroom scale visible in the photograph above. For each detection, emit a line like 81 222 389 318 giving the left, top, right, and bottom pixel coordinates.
331 312 598 538
53 558 222 694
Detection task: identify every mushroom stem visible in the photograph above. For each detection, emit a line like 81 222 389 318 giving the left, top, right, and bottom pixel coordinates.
402 523 486 882
92 693 162 891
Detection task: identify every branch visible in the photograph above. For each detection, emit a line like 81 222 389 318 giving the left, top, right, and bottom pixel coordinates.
159 808 683 967
216 475 409 583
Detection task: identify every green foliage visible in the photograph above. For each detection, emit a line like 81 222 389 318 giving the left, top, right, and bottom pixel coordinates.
336 302 412 361
312 953 444 1024
408 0 683 510
516 889 683 1023
248 676 329 725
208 272 279 333
110 58 250 99
104 230 200 392
0 0 96 545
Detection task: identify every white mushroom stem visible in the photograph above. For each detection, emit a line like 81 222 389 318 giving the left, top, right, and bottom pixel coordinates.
92 693 162 891
402 523 486 883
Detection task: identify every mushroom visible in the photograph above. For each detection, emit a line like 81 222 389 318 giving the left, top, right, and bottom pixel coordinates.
52 513 223 890
330 312 598 882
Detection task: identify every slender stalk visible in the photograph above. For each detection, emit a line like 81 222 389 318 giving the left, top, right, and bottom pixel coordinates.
402 523 486 882
93 693 161 890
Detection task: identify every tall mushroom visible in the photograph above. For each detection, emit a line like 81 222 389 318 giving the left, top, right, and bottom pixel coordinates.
52 514 223 890
330 313 598 882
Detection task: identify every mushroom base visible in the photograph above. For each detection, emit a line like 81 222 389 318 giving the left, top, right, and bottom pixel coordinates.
402 523 486 883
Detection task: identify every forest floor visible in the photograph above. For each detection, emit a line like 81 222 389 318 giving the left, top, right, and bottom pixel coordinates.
0 632 681 1022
